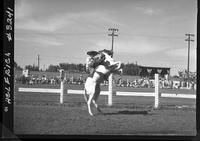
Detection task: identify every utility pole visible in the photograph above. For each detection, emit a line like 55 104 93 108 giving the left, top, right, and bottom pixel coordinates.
108 28 118 57
107 28 118 106
185 34 194 79
37 54 40 71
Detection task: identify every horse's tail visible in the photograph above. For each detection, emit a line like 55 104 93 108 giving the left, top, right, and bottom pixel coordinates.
83 88 88 102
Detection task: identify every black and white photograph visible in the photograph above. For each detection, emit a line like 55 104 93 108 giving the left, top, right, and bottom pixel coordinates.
3 0 198 139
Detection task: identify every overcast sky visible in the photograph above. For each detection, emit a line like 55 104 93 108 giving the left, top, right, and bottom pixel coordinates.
14 0 197 75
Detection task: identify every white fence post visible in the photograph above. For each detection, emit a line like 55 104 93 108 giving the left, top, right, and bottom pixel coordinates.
108 73 113 106
60 81 64 103
59 69 64 104
154 73 160 108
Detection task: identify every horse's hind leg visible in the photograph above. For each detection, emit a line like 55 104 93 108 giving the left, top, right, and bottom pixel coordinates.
86 73 101 116
92 99 102 113
87 93 94 116
92 84 103 114
83 89 88 103
84 78 95 116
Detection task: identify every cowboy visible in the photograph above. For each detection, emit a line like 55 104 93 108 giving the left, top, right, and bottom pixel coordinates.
86 50 105 77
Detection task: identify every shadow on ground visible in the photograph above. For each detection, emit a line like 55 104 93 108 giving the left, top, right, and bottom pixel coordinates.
100 110 150 115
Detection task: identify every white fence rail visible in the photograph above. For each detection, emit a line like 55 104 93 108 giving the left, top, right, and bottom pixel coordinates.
18 74 196 108
18 88 196 99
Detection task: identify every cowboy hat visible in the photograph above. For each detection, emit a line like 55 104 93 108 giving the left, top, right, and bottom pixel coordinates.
87 50 99 56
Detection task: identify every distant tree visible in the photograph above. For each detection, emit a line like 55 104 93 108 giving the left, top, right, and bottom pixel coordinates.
47 65 59 72
25 64 39 71
45 61 143 75
59 63 68 70
59 63 85 72
77 63 85 72
56 62 141 75
14 61 23 70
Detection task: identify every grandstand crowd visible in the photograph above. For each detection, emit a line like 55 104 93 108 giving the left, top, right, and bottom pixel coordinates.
15 72 196 90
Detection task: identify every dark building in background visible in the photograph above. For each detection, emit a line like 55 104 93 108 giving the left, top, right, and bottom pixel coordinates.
138 66 170 78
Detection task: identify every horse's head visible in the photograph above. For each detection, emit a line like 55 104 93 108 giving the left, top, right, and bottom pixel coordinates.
95 54 122 76
100 51 120 69
99 49 113 56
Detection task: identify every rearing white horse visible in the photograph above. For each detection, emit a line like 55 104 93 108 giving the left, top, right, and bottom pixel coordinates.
84 51 122 116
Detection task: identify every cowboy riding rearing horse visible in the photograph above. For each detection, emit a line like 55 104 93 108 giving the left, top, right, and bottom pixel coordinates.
84 49 122 116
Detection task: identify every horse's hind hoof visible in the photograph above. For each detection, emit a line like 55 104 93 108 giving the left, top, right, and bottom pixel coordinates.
97 108 103 113
89 112 94 116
